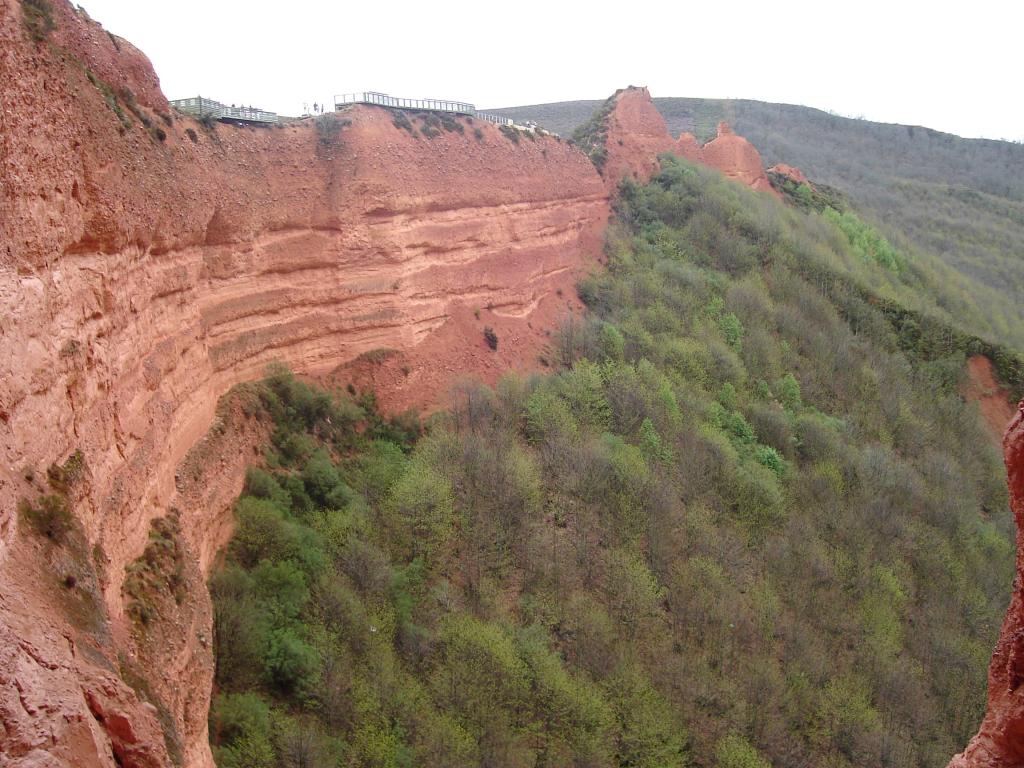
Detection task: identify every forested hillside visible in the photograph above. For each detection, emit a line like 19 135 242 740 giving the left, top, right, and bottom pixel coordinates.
491 98 1024 348
204 157 1015 768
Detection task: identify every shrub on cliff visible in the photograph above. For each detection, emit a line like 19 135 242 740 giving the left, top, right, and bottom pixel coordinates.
123 511 187 626
21 0 55 42
483 326 498 350
18 494 72 542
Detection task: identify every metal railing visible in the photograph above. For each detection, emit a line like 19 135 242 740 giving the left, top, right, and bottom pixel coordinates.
333 91 515 127
476 112 513 127
170 97 278 124
334 92 475 115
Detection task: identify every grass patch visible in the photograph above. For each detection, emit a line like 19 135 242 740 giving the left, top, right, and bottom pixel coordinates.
86 70 132 132
123 511 187 627
499 124 521 144
392 111 417 137
19 494 72 542
21 0 55 42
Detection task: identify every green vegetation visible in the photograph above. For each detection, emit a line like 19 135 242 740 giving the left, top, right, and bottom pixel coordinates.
19 494 73 542
315 114 348 149
570 92 618 171
211 159 1015 767
391 111 416 137
21 450 88 543
499 124 522 144
86 69 133 133
439 114 465 135
21 0 55 42
493 96 1024 349
123 511 187 627
117 87 167 143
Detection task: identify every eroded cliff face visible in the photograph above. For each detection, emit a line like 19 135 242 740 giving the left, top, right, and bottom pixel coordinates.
599 87 778 195
598 87 677 188
0 1 607 765
950 403 1024 767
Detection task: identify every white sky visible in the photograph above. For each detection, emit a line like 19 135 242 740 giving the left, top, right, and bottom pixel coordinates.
80 0 1023 141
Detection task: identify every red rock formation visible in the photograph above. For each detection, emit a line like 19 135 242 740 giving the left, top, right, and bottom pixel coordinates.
950 402 1024 767
769 162 810 186
599 87 677 188
699 121 776 193
675 131 703 162
599 88 777 196
0 2 607 765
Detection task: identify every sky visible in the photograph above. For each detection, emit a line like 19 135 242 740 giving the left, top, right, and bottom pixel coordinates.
79 0 1024 142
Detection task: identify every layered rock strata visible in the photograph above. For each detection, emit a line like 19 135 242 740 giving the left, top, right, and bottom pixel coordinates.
0 1 606 764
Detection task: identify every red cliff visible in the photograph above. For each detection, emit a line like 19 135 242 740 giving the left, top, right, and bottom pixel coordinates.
598 86 677 187
0 1 607 765
950 402 1024 767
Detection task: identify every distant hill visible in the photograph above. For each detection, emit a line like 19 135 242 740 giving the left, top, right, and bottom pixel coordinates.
491 98 1024 349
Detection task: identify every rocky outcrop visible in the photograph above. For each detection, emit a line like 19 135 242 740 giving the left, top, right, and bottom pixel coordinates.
768 162 810 186
683 121 776 193
0 1 607 765
599 88 777 195
598 87 678 188
950 402 1024 767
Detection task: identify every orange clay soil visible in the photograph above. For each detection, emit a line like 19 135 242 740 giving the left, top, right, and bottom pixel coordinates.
963 355 1016 445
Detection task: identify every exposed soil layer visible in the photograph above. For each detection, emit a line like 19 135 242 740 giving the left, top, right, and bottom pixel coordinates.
964 355 1016 445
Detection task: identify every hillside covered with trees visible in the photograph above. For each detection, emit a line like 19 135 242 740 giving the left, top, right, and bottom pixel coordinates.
205 156 1016 768
492 98 1024 350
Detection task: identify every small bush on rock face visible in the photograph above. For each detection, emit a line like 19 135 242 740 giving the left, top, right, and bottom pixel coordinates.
19 494 72 542
124 511 187 627
21 0 55 42
392 112 416 136
484 326 498 350
500 124 521 144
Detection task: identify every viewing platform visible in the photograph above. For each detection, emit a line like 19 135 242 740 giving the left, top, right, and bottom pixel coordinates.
170 96 278 125
334 91 513 126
